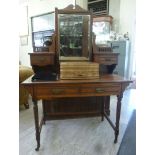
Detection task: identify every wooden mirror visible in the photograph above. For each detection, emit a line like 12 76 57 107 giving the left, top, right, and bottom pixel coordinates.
55 5 93 62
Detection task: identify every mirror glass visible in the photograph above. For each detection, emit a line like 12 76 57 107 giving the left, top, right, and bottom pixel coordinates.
32 13 55 32
58 14 91 61
93 21 110 45
31 12 55 51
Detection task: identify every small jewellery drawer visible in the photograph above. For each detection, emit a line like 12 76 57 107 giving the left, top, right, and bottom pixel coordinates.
29 53 55 66
94 56 118 65
93 53 119 65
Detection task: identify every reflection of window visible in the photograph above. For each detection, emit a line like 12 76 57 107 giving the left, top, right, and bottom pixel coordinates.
58 14 90 58
93 21 110 44
93 22 106 35
32 13 55 32
93 22 110 34
31 12 55 52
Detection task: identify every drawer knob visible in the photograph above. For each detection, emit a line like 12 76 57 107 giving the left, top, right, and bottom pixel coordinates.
51 88 64 95
96 88 105 93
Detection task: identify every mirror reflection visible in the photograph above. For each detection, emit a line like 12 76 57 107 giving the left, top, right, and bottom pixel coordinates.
32 13 55 32
31 13 55 52
93 21 110 44
58 14 91 61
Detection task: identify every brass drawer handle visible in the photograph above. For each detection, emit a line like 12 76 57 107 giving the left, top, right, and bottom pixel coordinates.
51 88 64 95
96 88 105 93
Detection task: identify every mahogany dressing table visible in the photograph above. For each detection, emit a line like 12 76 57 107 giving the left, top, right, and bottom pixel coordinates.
22 74 131 151
24 5 132 151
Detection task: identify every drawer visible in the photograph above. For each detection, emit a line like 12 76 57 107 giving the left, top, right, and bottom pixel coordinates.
94 86 120 94
81 83 121 95
30 54 54 66
36 87 79 97
35 83 121 98
94 56 118 65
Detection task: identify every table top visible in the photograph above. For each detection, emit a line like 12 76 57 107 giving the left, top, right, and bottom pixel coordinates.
22 74 132 85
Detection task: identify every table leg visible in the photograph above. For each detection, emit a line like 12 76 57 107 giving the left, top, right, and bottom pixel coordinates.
105 96 110 116
32 99 40 151
101 97 105 121
114 94 123 143
42 100 46 125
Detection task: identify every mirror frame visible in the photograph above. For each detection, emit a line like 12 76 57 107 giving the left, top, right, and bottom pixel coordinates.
55 4 93 62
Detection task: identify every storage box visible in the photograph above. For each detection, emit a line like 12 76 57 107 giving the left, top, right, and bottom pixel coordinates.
60 62 99 79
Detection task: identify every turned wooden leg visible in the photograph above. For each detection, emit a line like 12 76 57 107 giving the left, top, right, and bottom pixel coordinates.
114 94 123 143
101 97 105 121
105 96 110 116
42 101 46 125
33 99 40 151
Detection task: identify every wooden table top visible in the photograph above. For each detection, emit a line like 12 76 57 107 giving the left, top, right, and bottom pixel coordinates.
22 74 131 85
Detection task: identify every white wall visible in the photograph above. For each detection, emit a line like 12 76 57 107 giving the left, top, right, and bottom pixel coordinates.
76 0 87 9
109 0 136 79
119 0 136 79
119 0 136 38
19 0 75 66
109 0 120 32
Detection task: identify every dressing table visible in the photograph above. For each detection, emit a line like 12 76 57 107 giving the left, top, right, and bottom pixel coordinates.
22 5 131 151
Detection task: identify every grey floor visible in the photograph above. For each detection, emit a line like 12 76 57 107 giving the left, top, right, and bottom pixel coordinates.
19 89 136 155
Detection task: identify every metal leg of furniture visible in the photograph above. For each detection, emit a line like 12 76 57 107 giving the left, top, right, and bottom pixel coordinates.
32 99 40 151
114 94 123 143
